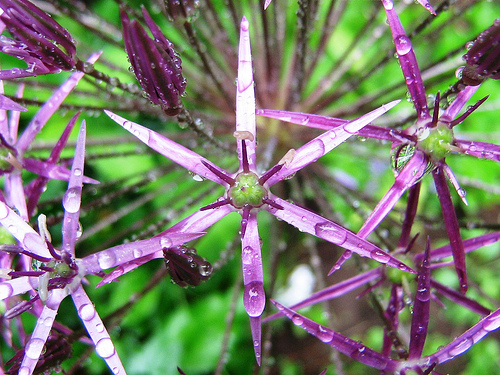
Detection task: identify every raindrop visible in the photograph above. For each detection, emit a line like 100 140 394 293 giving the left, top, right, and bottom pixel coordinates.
483 314 500 332
316 325 333 343
78 303 96 321
395 35 412 55
291 314 304 326
25 338 45 359
97 251 117 269
192 174 204 181
133 249 143 258
63 187 81 213
95 338 115 358
73 168 82 177
314 222 347 245
370 249 391 264
448 338 472 357
19 367 30 375
160 236 173 249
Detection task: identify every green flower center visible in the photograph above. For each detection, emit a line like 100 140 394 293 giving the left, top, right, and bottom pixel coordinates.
229 172 267 208
417 123 454 161
0 147 12 170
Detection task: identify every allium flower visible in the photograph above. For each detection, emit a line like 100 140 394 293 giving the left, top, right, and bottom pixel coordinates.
106 15 416 364
0 0 76 79
259 0 500 294
462 18 500 86
0 122 203 375
121 7 186 115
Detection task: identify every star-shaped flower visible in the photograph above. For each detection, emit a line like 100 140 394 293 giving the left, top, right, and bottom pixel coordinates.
105 16 414 364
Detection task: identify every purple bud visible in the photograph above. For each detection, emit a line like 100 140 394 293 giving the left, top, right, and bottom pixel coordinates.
121 7 186 116
462 19 500 85
0 0 76 72
163 245 212 287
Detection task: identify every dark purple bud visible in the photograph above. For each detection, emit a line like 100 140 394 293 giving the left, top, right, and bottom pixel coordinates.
462 19 500 85
0 0 76 73
163 245 212 287
163 0 199 22
121 7 186 116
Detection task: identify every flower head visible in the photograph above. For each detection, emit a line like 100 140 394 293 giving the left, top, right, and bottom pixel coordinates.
0 0 76 79
121 7 186 115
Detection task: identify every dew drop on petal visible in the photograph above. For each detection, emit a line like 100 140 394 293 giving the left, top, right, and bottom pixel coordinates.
370 249 391 264
112 367 120 374
395 35 412 55
95 338 115 358
42 316 54 327
25 338 45 359
0 202 8 219
291 314 304 326
19 367 30 375
0 283 14 299
314 222 347 245
133 249 143 258
483 313 500 332
448 338 473 357
242 246 253 265
97 251 117 269
79 303 96 321
96 322 105 333
63 187 81 213
160 236 173 249
73 168 82 177
316 325 334 343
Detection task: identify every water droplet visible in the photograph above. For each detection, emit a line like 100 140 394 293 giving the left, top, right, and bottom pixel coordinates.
395 35 412 55
79 303 96 321
25 338 45 359
448 338 472 357
73 168 82 177
160 236 173 249
292 314 304 326
42 316 54 327
242 246 253 264
199 262 212 277
0 202 8 219
19 367 31 375
370 249 391 264
63 187 81 213
95 338 115 358
253 340 260 347
133 249 143 258
314 222 347 245
96 323 105 333
316 325 333 343
112 367 120 374
97 251 117 269
483 314 500 331
0 283 14 299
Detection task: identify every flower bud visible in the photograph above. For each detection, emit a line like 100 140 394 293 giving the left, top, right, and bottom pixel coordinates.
163 245 212 287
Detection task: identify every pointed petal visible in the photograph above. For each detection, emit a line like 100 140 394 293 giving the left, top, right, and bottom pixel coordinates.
454 139 500 161
0 277 38 300
381 0 430 121
61 121 86 256
440 86 479 122
0 200 50 258
250 316 262 365
432 167 467 293
441 162 467 205
264 268 382 322
72 285 126 374
264 194 415 273
396 182 421 251
357 150 429 239
430 279 490 316
105 110 232 186
271 300 398 371
82 232 204 274
236 16 257 171
265 100 400 186
162 204 234 234
0 93 27 112
19 289 65 375
15 52 101 154
408 238 431 359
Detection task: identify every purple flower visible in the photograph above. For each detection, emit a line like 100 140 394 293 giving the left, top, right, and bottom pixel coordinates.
462 18 500 86
0 0 76 79
106 15 414 364
121 7 186 116
0 122 203 375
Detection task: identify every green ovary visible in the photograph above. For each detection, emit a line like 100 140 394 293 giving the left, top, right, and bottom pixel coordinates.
229 172 267 208
418 123 454 160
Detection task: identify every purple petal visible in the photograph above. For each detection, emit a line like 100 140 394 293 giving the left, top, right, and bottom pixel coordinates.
162 204 234 234
396 182 421 251
271 300 398 371
454 139 500 161
15 52 101 154
0 200 50 258
265 100 400 186
440 86 479 122
264 268 382 322
236 16 257 171
0 277 37 300
105 110 233 186
82 232 204 274
61 121 86 256
381 0 430 121
432 167 467 293
264 194 415 273
430 279 490 316
71 285 126 374
0 93 27 112
408 238 431 360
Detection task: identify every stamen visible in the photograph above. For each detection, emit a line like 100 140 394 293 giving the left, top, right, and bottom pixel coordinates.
241 139 250 173
278 149 296 167
200 160 235 185
46 240 61 260
259 164 284 185
429 92 440 128
240 205 251 238
233 130 254 141
20 250 52 263
5 295 40 319
200 197 232 211
262 197 283 210
8 270 45 278
449 95 489 127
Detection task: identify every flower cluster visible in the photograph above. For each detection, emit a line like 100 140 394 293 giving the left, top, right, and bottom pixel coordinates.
0 0 498 374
